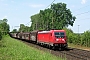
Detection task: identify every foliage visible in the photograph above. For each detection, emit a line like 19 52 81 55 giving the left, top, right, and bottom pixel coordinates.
63 27 74 43
30 3 76 30
0 19 10 33
18 24 31 32
81 31 90 47
51 3 76 29
64 28 90 47
12 29 18 32
0 18 10 40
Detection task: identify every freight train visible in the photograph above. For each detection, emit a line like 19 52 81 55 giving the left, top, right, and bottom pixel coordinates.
9 30 68 50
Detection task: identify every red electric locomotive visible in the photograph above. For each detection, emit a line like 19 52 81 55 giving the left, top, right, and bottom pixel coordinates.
37 30 67 49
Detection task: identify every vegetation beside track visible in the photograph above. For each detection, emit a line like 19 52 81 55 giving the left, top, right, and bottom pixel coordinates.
0 18 10 40
63 28 90 48
0 36 65 60
68 43 90 51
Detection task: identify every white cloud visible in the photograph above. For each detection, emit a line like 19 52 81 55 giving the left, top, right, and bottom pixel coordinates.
29 4 44 8
81 0 87 4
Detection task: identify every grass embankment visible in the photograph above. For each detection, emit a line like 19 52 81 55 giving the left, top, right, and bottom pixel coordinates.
68 43 90 51
0 36 65 60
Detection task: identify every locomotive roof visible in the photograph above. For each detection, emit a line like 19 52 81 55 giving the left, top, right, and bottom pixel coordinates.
52 30 65 31
38 30 65 33
38 31 50 33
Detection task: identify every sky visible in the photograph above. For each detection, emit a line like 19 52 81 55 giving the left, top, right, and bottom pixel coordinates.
0 0 90 33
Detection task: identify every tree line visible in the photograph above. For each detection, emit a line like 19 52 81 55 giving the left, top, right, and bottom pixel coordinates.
0 19 10 40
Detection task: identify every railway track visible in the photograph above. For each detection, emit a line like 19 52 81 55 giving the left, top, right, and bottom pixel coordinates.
49 47 90 60
15 39 90 60
60 48 90 60
63 48 90 60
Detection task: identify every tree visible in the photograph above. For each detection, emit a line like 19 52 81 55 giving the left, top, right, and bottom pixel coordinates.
0 19 10 34
19 24 31 32
12 29 17 32
0 18 10 39
51 3 76 29
31 14 40 30
19 24 25 32
3 18 8 22
30 3 76 30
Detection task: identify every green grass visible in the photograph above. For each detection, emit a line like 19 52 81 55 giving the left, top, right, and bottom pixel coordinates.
0 35 65 60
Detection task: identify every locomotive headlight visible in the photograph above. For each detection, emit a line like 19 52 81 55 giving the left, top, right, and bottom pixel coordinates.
62 39 64 41
62 39 65 42
56 39 59 41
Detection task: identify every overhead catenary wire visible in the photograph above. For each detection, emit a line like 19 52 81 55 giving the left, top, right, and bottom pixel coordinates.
25 21 31 26
72 4 90 16
75 10 90 16
73 4 90 12
25 0 55 27
45 0 55 9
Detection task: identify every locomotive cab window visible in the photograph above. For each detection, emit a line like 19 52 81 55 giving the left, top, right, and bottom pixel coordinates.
54 32 65 38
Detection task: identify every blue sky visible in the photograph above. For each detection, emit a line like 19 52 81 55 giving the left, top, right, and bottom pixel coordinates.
0 0 90 33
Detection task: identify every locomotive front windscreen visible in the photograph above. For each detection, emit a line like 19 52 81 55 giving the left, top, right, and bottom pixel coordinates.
54 32 65 38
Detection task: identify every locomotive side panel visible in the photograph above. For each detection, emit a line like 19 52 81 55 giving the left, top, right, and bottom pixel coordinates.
37 33 51 43
37 31 54 46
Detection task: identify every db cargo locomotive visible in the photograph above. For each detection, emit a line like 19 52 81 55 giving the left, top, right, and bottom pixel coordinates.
10 30 68 50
